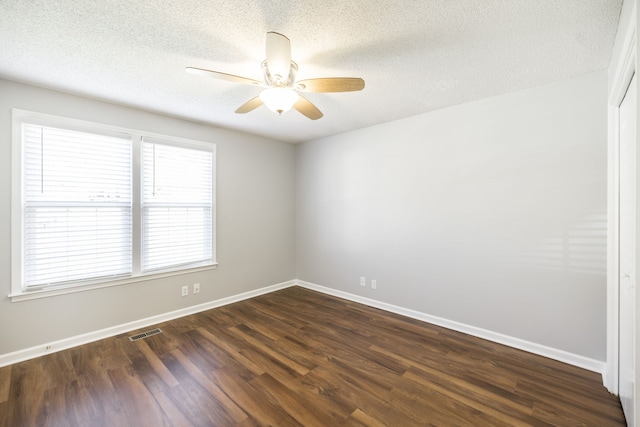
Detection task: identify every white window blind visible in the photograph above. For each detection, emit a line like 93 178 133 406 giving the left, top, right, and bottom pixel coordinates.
22 124 132 288
141 139 213 272
13 110 216 298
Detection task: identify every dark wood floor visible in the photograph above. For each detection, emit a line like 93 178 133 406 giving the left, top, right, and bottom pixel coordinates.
0 286 625 426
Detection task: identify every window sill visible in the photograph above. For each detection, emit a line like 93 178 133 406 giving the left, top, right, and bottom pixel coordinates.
9 264 218 303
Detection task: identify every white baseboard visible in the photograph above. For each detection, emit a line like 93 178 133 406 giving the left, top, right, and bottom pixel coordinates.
295 280 606 376
2 278 606 378
0 280 296 368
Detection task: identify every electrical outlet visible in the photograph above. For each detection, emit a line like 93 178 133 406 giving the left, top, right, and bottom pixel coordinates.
360 276 366 287
181 285 189 297
193 283 200 294
371 280 377 289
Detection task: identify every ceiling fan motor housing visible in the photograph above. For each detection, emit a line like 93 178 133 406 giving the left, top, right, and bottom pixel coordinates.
262 60 298 87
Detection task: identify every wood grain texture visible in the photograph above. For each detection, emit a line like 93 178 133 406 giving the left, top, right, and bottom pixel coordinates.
0 286 625 426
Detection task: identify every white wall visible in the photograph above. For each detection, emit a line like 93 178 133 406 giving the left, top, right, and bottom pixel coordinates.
296 70 608 361
0 79 296 356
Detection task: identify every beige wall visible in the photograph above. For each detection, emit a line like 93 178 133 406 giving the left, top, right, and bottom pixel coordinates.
296 70 608 361
0 79 296 355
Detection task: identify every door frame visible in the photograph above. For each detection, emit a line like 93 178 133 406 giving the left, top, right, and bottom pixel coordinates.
607 6 637 394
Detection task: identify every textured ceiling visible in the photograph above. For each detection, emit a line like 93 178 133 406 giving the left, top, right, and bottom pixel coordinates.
0 0 623 143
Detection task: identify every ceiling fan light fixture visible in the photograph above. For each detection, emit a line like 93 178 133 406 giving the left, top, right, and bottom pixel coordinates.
187 32 364 120
259 87 298 115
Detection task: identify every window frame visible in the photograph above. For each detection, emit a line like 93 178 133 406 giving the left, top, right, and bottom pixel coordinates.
10 109 217 302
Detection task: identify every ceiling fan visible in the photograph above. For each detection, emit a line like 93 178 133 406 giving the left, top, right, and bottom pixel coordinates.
186 32 365 120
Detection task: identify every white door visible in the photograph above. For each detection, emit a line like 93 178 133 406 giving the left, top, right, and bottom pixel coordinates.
620 74 636 426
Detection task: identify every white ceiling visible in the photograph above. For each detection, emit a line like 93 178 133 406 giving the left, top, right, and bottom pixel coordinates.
0 0 623 143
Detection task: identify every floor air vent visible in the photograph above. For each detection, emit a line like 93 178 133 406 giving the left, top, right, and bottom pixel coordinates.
128 328 163 342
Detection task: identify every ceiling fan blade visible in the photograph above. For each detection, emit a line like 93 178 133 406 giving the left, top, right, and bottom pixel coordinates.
266 32 291 83
185 67 262 86
235 96 264 114
294 95 323 120
296 78 365 93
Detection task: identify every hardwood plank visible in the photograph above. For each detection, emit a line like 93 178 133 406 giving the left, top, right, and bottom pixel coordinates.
107 365 168 427
301 365 441 426
0 286 625 426
158 351 238 426
170 348 248 423
6 360 48 425
348 409 387 427
152 390 194 427
371 345 537 419
521 380 627 426
0 402 9 427
210 366 301 426
101 335 133 370
228 324 313 376
389 378 513 426
250 373 345 426
194 327 265 376
60 381 106 427
402 367 538 426
0 366 10 404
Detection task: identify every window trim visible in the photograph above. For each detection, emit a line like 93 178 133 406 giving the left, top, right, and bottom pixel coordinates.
10 109 217 302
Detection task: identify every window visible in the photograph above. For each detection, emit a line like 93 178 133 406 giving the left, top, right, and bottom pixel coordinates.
12 110 216 298
141 139 213 272
22 124 133 287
